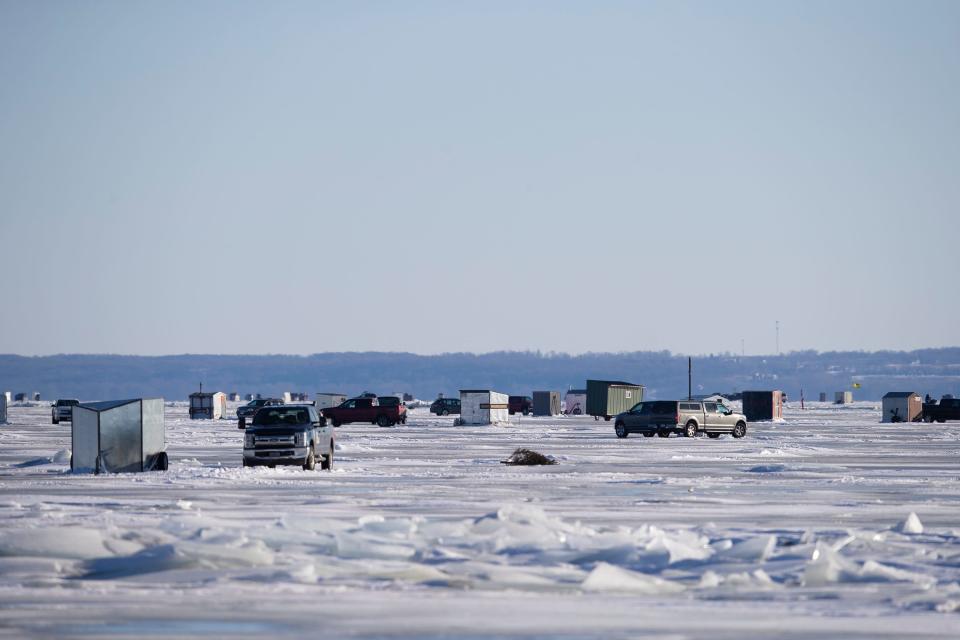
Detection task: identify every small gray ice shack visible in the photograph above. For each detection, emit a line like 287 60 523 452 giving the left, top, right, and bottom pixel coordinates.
71 399 167 474
881 392 922 423
586 380 644 420
742 390 783 421
835 391 853 404
532 391 561 416
0 394 6 424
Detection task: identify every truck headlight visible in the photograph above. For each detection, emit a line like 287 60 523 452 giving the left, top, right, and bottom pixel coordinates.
294 432 307 447
244 433 255 448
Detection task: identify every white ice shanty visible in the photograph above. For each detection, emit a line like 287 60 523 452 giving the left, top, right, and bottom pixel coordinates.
563 389 587 415
315 392 348 410
189 391 227 419
459 390 509 425
71 398 167 474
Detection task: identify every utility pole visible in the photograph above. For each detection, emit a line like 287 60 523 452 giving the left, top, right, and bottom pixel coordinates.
688 357 692 401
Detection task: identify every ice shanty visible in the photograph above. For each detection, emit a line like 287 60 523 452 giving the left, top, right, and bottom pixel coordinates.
835 391 853 404
532 391 561 416
0 394 6 424
563 389 587 415
586 380 643 420
459 390 509 425
189 391 227 419
741 390 783 421
71 398 167 474
882 392 922 423
315 393 348 410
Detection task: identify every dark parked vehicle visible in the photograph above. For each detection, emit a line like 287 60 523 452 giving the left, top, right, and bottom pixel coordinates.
508 395 533 416
237 397 283 424
922 397 960 423
430 398 461 416
377 397 408 424
614 400 748 439
51 399 80 424
322 396 406 427
243 405 334 470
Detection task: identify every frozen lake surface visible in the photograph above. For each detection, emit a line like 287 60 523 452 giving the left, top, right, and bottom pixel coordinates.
1 402 959 638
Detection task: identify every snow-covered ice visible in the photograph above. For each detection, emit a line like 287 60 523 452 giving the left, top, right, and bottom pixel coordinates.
0 401 958 638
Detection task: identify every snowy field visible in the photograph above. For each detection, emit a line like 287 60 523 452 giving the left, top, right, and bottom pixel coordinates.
1 401 959 639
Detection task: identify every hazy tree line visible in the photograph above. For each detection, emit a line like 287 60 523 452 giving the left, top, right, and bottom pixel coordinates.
1 349 958 402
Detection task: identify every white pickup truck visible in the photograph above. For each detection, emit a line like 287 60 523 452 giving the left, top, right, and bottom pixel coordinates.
51 399 80 424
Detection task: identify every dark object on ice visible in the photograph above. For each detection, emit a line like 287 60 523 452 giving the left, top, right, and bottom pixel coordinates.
922 396 960 423
742 390 783 421
501 448 557 466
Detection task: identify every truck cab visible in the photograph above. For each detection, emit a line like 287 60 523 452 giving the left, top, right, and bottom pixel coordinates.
923 396 960 423
243 405 334 470
51 399 80 424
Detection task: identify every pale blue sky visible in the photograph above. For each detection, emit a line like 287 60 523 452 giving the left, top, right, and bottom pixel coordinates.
1 0 957 356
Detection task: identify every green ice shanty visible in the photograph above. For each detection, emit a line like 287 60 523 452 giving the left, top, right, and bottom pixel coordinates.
586 379 644 421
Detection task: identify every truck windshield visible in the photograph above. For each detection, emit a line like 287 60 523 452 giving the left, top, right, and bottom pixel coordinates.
252 408 310 426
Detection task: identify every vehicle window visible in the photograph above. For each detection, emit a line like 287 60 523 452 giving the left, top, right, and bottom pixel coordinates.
703 402 718 412
654 401 673 414
342 400 356 409
716 402 730 413
252 408 310 426
308 407 319 423
357 398 373 408
639 403 654 415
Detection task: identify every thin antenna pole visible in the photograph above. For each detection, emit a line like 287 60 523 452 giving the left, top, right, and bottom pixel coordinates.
776 320 780 356
688 357 692 401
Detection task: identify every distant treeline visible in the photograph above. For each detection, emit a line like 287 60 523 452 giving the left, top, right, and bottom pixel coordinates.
1 349 959 402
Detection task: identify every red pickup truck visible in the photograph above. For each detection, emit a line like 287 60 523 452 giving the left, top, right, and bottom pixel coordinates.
322 396 407 427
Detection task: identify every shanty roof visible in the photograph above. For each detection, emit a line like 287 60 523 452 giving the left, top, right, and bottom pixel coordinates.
566 389 587 395
78 399 140 412
882 391 919 398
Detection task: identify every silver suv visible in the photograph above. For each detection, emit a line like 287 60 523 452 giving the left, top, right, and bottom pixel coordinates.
614 400 748 439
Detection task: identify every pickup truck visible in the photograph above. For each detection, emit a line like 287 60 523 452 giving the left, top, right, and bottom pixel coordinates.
377 396 408 424
243 404 334 470
922 397 960 423
51 398 80 424
614 400 748 439
508 395 533 416
322 396 406 427
236 397 283 424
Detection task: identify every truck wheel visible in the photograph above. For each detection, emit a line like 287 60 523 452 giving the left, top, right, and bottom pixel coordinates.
937 418 946 423
441 410 449 416
243 459 254 467
657 430 670 438
604 416 611 422
321 444 333 470
156 452 168 471
732 422 747 438
303 449 316 471
924 415 934 423
332 419 341 428
615 422 628 438
643 431 655 437
377 415 392 427
708 433 721 439
684 421 698 438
